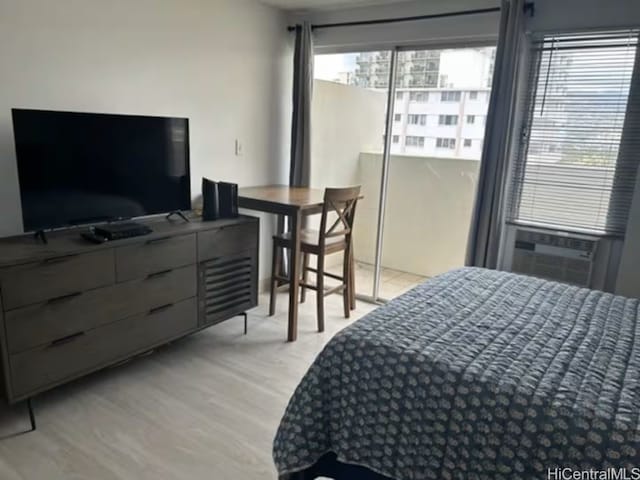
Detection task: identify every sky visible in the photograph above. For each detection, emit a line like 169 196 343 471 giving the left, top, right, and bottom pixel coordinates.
314 53 359 82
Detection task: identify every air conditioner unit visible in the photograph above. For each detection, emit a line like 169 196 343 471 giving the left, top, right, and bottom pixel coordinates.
503 227 600 287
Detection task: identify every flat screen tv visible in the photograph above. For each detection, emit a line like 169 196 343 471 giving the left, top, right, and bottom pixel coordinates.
12 109 191 232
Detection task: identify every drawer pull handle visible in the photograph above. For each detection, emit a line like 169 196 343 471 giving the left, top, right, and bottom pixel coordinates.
146 236 172 245
148 303 174 315
42 253 78 265
47 291 83 304
146 269 173 279
49 331 85 348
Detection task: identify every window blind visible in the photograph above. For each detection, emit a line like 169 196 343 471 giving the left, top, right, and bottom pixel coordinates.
507 30 640 235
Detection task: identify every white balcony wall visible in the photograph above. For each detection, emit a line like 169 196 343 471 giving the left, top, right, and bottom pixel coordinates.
405 124 427 136
433 125 458 136
311 80 386 188
405 103 431 114
460 122 487 140
356 153 480 278
462 100 490 116
435 102 463 115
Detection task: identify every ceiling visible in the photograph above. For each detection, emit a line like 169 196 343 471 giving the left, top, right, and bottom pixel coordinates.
260 0 411 11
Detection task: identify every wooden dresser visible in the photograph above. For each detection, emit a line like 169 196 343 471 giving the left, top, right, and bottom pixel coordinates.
0 215 258 404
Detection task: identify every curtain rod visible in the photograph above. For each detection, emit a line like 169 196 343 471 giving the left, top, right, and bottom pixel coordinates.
287 2 535 32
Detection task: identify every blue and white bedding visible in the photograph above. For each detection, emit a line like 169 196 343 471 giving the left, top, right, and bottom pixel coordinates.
273 267 640 479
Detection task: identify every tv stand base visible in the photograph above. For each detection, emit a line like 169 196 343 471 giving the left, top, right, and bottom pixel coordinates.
33 230 47 244
23 398 36 432
166 211 190 222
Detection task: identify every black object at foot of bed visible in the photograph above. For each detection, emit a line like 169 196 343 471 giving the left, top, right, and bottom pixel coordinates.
284 453 393 480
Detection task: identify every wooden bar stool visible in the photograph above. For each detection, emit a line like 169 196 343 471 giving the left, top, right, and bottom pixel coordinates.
269 186 361 332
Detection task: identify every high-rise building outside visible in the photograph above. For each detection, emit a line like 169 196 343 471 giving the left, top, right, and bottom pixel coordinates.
345 47 496 160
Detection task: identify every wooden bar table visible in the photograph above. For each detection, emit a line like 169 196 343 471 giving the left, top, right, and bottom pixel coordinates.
239 186 327 341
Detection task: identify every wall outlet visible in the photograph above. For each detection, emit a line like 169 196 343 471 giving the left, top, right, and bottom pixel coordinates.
235 139 244 156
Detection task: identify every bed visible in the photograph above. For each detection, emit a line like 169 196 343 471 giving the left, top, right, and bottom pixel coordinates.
273 267 640 480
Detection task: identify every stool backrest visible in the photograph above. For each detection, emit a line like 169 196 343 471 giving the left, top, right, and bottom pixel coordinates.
318 186 361 249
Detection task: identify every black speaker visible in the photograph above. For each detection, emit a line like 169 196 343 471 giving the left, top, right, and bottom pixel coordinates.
202 177 219 221
218 182 239 218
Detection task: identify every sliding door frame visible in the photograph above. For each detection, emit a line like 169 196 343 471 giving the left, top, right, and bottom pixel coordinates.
315 40 496 304
370 47 399 303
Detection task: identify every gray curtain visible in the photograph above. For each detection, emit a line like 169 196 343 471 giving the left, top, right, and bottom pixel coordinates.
289 22 314 188
466 0 527 268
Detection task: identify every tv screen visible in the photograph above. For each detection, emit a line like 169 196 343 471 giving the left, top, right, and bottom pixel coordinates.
12 109 191 232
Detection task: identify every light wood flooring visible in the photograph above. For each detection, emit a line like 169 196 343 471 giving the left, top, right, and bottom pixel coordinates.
0 291 378 480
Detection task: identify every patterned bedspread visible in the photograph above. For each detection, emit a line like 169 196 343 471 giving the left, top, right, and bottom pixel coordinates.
273 267 640 479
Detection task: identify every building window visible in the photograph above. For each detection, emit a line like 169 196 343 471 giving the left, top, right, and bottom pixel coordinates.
438 115 458 126
466 115 476 124
436 138 456 149
440 91 461 102
507 31 640 235
394 114 402 122
396 91 404 100
406 136 425 147
409 91 428 102
464 139 472 147
392 135 400 144
408 114 427 125
469 91 478 100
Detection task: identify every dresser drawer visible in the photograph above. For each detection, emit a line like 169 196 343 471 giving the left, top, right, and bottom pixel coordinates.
5 265 197 354
10 297 197 398
0 250 115 310
115 233 196 281
197 222 258 262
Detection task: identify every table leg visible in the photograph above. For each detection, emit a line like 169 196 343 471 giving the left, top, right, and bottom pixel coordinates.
276 214 287 280
287 210 302 342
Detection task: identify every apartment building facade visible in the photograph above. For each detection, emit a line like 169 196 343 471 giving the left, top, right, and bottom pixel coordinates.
391 87 490 159
353 48 495 160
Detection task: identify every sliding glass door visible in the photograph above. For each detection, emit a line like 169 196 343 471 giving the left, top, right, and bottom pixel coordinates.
312 45 496 302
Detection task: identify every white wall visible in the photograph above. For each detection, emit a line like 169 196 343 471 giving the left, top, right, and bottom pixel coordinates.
617 173 640 297
0 0 292 282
